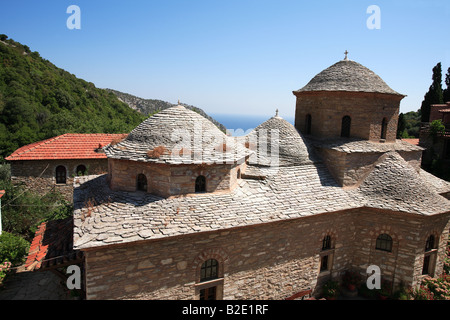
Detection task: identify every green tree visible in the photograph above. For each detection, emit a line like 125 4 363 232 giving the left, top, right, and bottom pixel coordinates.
443 67 450 103
421 63 444 122
397 113 406 138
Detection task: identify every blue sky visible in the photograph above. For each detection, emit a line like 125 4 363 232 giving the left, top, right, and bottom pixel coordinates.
1 0 449 118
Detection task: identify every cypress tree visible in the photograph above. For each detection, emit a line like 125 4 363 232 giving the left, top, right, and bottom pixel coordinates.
443 67 450 103
420 62 444 122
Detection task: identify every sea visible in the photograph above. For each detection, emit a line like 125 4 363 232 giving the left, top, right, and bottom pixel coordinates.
210 113 295 137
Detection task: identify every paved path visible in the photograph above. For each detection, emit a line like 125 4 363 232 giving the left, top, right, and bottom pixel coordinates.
0 269 70 300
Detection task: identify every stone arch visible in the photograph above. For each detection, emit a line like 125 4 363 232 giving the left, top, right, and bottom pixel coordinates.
192 248 229 282
319 229 338 250
55 165 67 184
369 225 402 256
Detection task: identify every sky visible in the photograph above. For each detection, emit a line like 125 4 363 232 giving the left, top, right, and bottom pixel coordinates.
1 0 449 119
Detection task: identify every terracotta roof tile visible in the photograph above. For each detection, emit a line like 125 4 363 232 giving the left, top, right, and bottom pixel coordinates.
25 217 81 271
5 133 127 161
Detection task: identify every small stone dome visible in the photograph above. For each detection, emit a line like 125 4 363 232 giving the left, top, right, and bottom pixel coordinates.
294 59 403 96
247 114 317 166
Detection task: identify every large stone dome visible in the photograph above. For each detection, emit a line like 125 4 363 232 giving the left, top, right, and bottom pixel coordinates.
294 59 403 96
104 105 249 164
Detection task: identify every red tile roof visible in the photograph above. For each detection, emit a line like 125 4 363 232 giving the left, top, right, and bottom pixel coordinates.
0 190 4 199
402 138 419 146
25 217 82 271
5 133 127 161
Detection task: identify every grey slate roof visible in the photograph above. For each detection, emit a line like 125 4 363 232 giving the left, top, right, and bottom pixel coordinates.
246 115 319 166
294 59 403 96
104 106 250 164
73 163 357 250
356 152 450 215
73 151 450 250
308 137 424 154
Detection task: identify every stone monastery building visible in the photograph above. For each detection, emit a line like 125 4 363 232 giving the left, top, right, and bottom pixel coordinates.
26 56 450 300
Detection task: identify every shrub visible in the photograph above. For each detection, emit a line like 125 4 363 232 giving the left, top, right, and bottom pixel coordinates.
0 260 12 283
322 280 339 299
0 232 30 266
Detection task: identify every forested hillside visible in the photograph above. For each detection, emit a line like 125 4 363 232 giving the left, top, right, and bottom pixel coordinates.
0 35 146 159
107 89 226 132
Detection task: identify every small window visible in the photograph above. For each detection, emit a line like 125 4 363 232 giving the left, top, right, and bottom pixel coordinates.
341 116 351 138
76 165 87 176
55 166 66 184
200 286 216 300
320 255 329 272
375 234 392 252
381 118 388 140
422 255 431 275
305 114 312 135
200 259 218 282
195 175 206 193
322 235 331 251
137 174 147 192
237 169 241 179
425 235 435 252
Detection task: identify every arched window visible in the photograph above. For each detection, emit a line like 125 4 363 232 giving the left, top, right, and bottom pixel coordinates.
237 169 241 179
341 116 351 138
76 165 87 176
423 234 437 275
195 175 206 193
199 259 219 300
380 118 388 140
137 174 147 192
375 234 392 252
322 235 331 251
200 259 218 282
320 235 333 272
55 166 66 184
305 114 312 135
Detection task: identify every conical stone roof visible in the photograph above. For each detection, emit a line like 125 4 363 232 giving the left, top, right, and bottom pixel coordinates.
247 114 317 167
356 152 450 215
294 59 403 96
104 105 250 164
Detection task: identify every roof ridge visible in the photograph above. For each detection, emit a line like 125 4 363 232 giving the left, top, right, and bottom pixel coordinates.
6 135 63 160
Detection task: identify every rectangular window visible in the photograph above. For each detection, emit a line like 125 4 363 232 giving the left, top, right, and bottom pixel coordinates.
320 255 329 272
200 286 216 300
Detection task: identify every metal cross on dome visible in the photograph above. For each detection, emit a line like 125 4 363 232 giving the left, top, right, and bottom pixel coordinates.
344 50 349 60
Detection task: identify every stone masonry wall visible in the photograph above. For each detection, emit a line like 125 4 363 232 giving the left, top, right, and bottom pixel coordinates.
294 91 401 142
10 159 107 202
109 159 245 197
82 208 449 300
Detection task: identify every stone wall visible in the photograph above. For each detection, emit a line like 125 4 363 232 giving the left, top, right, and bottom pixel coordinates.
316 148 422 187
9 159 107 202
294 91 401 142
82 208 450 300
108 159 246 197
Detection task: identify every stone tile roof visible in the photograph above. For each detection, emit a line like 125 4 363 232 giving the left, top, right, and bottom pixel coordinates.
308 137 424 153
5 133 127 161
294 59 403 96
104 106 250 164
72 151 450 250
418 169 450 195
246 115 319 166
356 152 450 215
73 163 357 250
